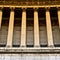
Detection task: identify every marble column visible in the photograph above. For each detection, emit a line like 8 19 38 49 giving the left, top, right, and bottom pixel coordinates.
34 8 40 47
7 8 14 47
46 8 54 47
21 8 26 47
57 8 60 29
0 8 2 29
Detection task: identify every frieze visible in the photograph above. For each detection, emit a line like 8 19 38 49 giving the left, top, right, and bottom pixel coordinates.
0 1 60 6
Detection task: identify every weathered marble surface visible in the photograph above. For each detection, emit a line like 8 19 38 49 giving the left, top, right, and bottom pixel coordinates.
0 54 60 60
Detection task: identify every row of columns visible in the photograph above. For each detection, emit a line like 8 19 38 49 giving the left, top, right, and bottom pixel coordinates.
0 7 60 48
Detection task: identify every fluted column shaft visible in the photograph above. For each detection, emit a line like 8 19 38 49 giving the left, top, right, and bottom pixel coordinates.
21 9 26 47
34 9 40 47
0 8 2 29
58 8 60 29
46 9 54 47
7 8 14 47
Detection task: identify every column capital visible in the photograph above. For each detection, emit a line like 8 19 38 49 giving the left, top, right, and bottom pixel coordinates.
10 7 15 11
22 8 26 11
57 7 60 11
0 7 3 10
45 7 50 11
34 8 38 11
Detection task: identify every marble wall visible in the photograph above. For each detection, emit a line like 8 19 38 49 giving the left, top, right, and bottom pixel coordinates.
0 54 60 60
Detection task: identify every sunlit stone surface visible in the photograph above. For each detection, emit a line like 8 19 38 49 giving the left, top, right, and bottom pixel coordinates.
0 0 60 60
0 54 60 60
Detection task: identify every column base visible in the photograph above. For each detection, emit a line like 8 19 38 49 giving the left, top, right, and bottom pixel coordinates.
48 45 54 48
21 46 26 47
6 45 12 48
34 46 40 47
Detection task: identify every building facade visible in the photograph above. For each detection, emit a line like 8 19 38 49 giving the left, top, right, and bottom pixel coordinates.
0 0 60 60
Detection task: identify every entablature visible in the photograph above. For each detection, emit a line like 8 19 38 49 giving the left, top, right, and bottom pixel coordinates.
0 0 60 6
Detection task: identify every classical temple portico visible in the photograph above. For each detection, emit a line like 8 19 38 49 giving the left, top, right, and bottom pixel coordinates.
0 6 60 53
0 0 60 60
